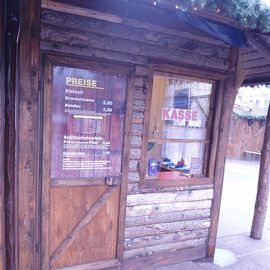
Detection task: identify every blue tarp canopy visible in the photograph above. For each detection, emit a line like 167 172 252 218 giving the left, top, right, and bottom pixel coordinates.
176 10 249 48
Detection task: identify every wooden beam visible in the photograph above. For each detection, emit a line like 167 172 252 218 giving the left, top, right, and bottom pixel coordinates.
246 32 270 61
41 0 228 47
207 47 240 258
4 0 20 269
116 70 134 261
41 0 122 23
17 0 41 269
250 104 270 239
51 178 105 187
0 0 5 268
148 138 209 144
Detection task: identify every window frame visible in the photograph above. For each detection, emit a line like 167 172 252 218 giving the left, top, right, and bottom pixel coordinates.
139 63 220 190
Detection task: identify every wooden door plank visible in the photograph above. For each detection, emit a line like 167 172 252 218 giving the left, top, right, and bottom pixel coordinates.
42 57 53 270
50 186 118 266
51 178 105 187
53 259 121 270
116 71 134 261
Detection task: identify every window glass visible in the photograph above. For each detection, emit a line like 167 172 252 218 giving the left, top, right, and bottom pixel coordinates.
146 75 212 180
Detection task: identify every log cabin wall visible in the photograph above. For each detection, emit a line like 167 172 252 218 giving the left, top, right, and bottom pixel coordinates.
40 6 229 264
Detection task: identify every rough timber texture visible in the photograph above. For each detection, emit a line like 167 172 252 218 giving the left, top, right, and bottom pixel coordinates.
124 189 213 259
0 0 5 268
251 104 270 239
40 7 221 264
18 0 41 269
207 48 239 258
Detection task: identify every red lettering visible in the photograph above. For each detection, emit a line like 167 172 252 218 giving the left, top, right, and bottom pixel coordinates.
192 111 198 121
178 109 184 120
171 109 177 120
162 108 171 120
185 110 191 120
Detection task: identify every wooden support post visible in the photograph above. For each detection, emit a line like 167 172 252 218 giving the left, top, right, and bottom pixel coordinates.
0 0 6 269
17 0 40 269
4 1 20 269
250 104 270 239
207 48 239 258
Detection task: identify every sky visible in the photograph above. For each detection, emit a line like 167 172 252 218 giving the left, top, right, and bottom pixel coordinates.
262 0 270 6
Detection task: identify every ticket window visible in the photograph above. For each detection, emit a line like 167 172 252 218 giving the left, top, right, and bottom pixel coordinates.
145 74 213 181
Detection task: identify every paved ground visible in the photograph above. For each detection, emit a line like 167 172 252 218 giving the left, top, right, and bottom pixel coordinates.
158 230 270 270
218 159 270 237
157 159 270 270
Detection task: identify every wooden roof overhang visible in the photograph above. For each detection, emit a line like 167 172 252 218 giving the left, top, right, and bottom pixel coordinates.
42 0 270 86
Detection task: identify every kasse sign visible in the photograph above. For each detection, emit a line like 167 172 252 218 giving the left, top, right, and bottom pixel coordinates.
162 107 198 121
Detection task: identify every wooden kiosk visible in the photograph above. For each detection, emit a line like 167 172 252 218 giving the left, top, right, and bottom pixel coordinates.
1 1 270 269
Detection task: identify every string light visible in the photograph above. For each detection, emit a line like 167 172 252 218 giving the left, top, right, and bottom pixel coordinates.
150 0 270 33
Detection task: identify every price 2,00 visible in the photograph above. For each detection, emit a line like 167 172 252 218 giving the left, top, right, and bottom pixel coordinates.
102 107 113 113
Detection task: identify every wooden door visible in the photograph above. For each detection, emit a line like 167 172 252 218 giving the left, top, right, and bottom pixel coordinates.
42 56 133 270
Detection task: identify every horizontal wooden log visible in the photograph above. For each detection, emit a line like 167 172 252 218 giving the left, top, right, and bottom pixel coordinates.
42 4 229 47
131 112 144 125
41 10 229 59
125 219 210 238
129 160 139 172
240 50 263 61
128 172 140 183
246 65 270 75
133 87 146 100
125 209 211 227
148 137 209 144
123 237 207 259
133 99 145 112
135 66 148 76
127 200 212 217
121 246 206 270
127 183 140 194
41 0 123 24
141 184 214 193
127 189 213 206
134 76 145 88
131 124 143 136
242 58 270 69
40 24 228 70
129 148 141 160
141 179 213 192
40 40 149 66
130 136 142 147
124 228 209 250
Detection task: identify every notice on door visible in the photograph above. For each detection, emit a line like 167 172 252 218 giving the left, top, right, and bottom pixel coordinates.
51 66 127 179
